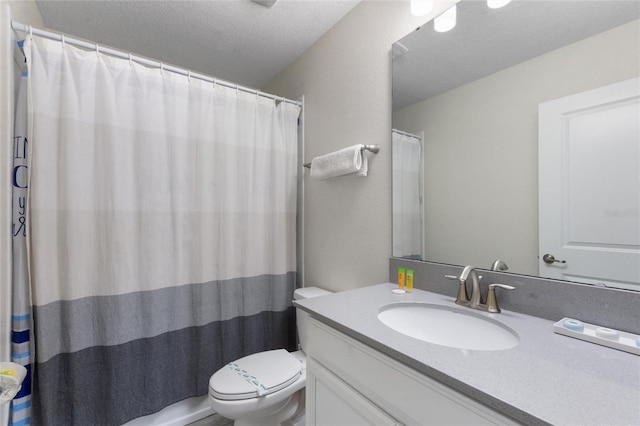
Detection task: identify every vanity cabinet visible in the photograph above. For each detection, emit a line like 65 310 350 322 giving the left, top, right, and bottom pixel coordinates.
307 358 400 426
305 317 520 426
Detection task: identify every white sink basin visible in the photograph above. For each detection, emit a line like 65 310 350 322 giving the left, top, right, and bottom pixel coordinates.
378 302 519 351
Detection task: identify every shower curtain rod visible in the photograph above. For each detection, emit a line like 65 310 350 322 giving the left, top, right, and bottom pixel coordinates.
11 21 301 107
392 128 421 139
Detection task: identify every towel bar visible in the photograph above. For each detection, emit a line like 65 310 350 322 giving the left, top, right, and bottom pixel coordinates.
303 144 380 169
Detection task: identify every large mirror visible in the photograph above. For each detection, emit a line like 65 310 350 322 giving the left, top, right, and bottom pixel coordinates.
392 0 640 290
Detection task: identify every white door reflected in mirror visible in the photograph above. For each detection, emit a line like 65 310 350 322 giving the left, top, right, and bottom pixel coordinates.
538 78 640 290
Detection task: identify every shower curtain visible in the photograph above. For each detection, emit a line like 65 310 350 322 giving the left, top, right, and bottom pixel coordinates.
11 70 33 426
392 130 423 259
23 35 300 425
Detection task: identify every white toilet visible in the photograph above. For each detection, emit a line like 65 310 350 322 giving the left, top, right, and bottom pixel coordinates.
208 287 332 426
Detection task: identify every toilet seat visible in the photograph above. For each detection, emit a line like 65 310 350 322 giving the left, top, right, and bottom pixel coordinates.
209 349 302 401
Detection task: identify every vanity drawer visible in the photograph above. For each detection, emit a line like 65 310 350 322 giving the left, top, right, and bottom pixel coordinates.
307 317 520 426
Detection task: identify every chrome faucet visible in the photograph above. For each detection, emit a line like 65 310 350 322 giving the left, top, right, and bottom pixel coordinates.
490 259 509 272
459 265 483 307
446 265 514 313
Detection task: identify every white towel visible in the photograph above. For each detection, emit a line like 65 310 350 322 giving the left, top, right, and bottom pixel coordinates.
0 362 27 403
310 144 368 180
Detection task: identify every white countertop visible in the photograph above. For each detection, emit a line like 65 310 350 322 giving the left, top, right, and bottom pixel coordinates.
295 283 640 426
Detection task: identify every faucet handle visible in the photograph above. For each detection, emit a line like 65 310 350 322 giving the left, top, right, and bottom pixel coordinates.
486 284 515 313
488 284 515 291
445 273 483 281
445 274 469 305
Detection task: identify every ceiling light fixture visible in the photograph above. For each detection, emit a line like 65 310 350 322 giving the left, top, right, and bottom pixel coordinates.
411 0 434 16
434 5 456 32
487 0 511 9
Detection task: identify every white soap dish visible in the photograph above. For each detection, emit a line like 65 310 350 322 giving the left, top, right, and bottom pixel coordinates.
553 317 640 356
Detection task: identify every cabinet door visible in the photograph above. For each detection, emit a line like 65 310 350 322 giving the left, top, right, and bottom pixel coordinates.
306 358 401 426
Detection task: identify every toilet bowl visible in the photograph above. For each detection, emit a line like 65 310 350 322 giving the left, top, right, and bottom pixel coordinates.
208 287 331 426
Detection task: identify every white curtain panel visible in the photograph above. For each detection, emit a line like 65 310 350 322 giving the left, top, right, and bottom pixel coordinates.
11 71 33 426
27 37 299 304
392 131 423 258
25 35 300 424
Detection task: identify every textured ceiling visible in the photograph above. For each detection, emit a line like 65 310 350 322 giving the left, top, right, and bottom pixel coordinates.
35 0 360 90
393 0 640 111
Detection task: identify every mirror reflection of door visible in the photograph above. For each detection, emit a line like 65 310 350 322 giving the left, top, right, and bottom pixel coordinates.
539 77 640 290
392 130 424 260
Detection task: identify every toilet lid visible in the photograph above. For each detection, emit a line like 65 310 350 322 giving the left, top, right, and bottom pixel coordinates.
209 349 302 401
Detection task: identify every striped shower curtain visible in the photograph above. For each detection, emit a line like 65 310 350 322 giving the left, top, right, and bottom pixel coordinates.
24 35 300 425
11 70 33 426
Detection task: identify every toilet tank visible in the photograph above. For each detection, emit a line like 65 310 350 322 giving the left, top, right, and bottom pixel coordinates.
293 287 332 352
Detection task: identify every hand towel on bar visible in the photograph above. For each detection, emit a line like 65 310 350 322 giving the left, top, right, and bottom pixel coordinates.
310 144 368 180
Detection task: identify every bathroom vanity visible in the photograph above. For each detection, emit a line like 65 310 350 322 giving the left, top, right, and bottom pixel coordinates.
305 317 517 425
295 284 640 426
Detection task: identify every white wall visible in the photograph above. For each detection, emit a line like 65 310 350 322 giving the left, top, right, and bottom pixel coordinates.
0 1 42 424
264 1 455 292
392 19 640 276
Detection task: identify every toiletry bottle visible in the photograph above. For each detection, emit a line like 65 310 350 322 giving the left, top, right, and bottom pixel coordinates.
406 269 414 292
398 267 406 290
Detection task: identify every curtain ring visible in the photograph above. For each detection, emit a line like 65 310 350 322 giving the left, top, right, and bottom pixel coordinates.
212 78 217 89
61 34 65 48
160 62 164 74
235 83 239 96
187 70 191 82
129 53 133 67
95 43 99 56
28 25 33 40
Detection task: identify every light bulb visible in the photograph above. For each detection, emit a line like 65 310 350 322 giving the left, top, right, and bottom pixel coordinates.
487 0 511 9
434 5 456 32
411 0 434 16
